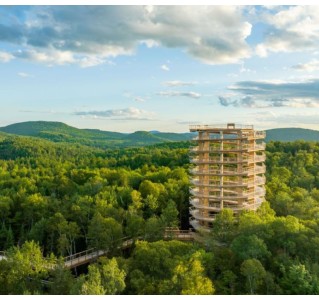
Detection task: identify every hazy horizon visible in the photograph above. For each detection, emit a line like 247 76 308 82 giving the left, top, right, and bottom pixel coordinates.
1 119 318 134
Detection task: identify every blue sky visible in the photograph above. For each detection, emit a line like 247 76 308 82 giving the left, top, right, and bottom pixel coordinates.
1 5 319 132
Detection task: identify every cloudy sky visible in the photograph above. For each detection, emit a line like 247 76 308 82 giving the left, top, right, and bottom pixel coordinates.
1 5 319 132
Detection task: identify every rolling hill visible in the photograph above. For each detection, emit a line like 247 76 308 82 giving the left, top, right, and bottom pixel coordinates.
0 121 194 148
1 121 319 148
265 128 319 142
0 121 125 140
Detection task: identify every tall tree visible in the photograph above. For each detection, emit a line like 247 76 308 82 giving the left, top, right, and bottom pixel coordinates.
88 213 123 253
167 251 214 295
99 257 126 295
240 258 266 295
210 209 236 244
80 265 105 295
144 216 165 242
1 240 55 294
231 234 270 262
125 212 145 240
279 263 319 294
49 261 75 295
160 199 179 228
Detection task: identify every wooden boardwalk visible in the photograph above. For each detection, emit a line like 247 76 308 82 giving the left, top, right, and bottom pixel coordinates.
164 229 194 241
63 230 194 269
63 230 195 268
64 248 105 269
63 237 138 269
0 229 195 269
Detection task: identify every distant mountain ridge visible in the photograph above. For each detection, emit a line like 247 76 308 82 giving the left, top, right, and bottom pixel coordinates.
0 121 194 148
0 121 319 148
265 128 319 142
0 121 124 139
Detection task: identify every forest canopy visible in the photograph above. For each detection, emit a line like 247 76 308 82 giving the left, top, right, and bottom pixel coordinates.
1 135 319 294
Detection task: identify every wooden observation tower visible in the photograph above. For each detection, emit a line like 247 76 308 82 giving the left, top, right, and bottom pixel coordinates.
189 123 266 232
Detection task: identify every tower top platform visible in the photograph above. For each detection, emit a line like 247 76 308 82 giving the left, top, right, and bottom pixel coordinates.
189 123 254 131
189 123 265 139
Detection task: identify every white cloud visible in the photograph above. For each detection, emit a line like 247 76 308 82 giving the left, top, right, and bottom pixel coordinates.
77 55 107 68
219 79 319 108
139 39 159 48
18 72 33 78
20 109 56 114
1 6 252 66
239 63 254 73
177 120 201 125
134 97 146 102
123 92 147 103
257 6 319 56
74 107 155 120
161 64 170 71
12 49 109 68
292 60 319 72
14 49 75 66
158 91 201 99
0 51 14 62
255 44 268 57
163 80 195 87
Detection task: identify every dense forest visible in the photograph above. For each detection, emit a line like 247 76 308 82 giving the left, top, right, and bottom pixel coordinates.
1 134 319 294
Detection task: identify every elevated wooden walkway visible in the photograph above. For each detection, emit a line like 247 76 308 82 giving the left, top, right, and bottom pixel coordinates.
63 236 136 269
64 248 105 269
64 230 194 269
164 228 194 241
0 229 195 269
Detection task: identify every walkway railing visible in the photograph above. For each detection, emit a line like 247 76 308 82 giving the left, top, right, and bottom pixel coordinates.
63 248 105 269
0 229 195 270
64 247 96 263
64 231 194 268
164 228 194 241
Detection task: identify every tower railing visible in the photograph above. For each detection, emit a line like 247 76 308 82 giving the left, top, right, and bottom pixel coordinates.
190 177 266 187
190 188 265 200
189 165 266 175
190 143 266 151
190 124 254 130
